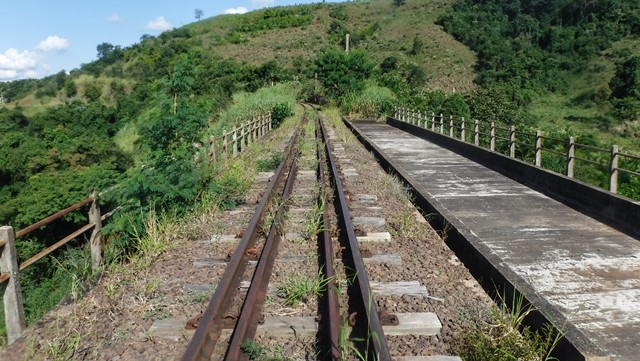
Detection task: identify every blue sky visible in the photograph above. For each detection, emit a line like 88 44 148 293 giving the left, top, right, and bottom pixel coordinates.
0 0 342 81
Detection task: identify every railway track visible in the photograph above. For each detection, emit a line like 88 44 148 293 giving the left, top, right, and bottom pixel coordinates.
179 106 455 360
0 104 490 360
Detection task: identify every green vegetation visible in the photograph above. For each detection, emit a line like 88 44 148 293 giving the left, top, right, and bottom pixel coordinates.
276 271 333 306
456 293 562 361
240 339 293 361
434 0 640 199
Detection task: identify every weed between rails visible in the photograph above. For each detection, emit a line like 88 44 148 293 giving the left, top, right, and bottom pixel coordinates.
301 190 327 241
277 270 333 307
240 339 293 361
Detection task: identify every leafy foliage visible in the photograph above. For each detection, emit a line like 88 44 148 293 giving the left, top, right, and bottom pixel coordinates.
438 0 640 102
315 49 374 99
234 7 313 34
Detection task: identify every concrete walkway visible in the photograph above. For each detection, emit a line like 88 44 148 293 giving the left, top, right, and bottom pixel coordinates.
351 121 640 361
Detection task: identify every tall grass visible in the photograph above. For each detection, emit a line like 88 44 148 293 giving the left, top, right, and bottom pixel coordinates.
211 82 301 135
456 293 562 361
341 81 396 119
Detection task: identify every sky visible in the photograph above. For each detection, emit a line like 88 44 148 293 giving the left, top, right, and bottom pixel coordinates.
0 0 342 82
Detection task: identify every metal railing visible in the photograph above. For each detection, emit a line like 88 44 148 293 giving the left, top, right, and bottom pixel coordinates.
0 192 116 344
394 107 640 196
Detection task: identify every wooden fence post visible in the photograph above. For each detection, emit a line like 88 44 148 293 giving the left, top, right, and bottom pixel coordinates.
89 193 103 272
431 112 435 131
474 119 479 146
253 118 258 142
449 115 454 137
567 137 575 178
262 115 266 136
232 127 238 157
418 111 423 127
510 126 516 158
209 136 217 164
610 145 619 193
240 123 246 153
490 122 496 151
535 130 542 167
268 113 272 131
461 117 466 142
0 226 26 345
439 114 444 134
222 131 228 160
258 115 262 138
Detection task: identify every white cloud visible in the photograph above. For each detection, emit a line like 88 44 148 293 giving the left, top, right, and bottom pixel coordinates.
23 70 40 79
0 69 18 80
0 48 39 71
107 13 124 24
35 35 70 52
0 48 42 80
226 7 249 14
146 16 173 31
252 0 275 5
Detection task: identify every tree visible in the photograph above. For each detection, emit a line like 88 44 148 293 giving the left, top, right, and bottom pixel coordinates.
195 8 204 20
64 79 77 98
167 55 195 114
84 81 102 102
315 49 374 98
96 43 115 61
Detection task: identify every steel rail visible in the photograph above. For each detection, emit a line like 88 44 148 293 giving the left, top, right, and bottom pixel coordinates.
317 119 342 360
225 152 299 360
319 118 392 361
182 126 301 361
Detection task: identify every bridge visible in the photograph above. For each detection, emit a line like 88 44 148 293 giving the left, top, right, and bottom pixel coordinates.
346 116 640 361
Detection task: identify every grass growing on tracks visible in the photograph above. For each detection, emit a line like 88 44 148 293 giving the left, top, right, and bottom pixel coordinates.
277 270 333 306
456 292 562 361
240 339 293 361
301 189 326 241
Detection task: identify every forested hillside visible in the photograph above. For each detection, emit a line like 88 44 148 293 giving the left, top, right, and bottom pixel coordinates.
439 0 640 142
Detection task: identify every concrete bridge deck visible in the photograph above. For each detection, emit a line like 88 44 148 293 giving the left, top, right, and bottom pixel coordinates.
349 121 640 361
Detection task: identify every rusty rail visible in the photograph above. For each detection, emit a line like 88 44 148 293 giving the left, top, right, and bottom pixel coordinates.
182 124 301 361
225 151 299 359
317 118 342 359
319 117 392 360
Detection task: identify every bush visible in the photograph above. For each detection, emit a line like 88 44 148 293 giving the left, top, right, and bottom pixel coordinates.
271 103 293 128
315 49 374 99
341 82 396 119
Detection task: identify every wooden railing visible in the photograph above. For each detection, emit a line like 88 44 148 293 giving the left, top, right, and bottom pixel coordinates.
208 113 272 163
394 107 640 195
0 192 114 344
0 113 274 345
